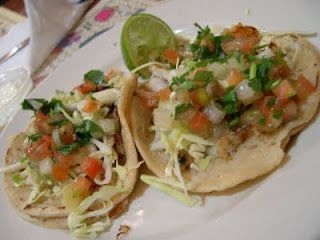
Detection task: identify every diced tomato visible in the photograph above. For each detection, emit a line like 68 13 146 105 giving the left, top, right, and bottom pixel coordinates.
188 111 212 138
80 157 103 179
82 98 100 113
272 79 296 105
74 82 97 94
282 100 298 122
163 49 180 65
34 111 52 134
295 74 316 102
227 69 243 86
190 88 210 108
26 135 53 161
52 162 69 182
159 87 171 101
73 176 92 198
140 92 159 109
59 123 76 144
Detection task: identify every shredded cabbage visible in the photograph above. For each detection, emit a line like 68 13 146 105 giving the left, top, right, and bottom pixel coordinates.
140 175 198 207
68 202 113 238
68 186 126 238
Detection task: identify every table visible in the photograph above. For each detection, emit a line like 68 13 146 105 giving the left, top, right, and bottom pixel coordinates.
30 0 168 85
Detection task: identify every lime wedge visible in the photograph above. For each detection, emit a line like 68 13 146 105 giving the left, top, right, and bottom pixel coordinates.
121 13 177 78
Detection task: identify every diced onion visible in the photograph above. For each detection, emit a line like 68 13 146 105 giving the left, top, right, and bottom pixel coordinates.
235 79 263 105
39 158 53 176
52 128 62 147
98 118 118 135
147 77 168 92
92 88 120 105
153 107 173 130
203 103 225 124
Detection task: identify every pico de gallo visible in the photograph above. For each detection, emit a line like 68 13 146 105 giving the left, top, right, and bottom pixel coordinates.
137 23 316 202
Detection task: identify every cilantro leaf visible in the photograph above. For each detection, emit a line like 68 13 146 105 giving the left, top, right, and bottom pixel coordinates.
192 71 213 83
219 89 239 114
189 23 230 62
175 103 193 117
21 98 65 115
21 99 47 112
49 119 69 127
75 120 104 138
28 133 41 142
84 70 105 85
248 58 275 92
57 143 79 155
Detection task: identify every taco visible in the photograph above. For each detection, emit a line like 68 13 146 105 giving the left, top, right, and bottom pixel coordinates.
130 23 320 204
1 69 138 237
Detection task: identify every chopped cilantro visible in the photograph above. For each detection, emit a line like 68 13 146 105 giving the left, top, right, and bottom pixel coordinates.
273 110 283 119
245 54 257 63
21 98 65 115
75 120 104 139
267 97 276 108
58 120 103 155
228 116 240 128
234 51 241 63
248 57 275 92
219 89 239 114
192 71 213 83
58 143 79 155
189 23 230 62
175 103 193 117
49 119 69 127
257 116 266 125
84 70 105 85
28 133 41 142
12 174 23 187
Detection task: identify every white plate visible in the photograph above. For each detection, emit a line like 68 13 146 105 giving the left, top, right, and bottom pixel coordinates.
1 0 320 239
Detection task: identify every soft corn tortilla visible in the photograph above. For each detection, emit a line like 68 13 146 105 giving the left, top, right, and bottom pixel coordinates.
3 75 138 228
130 34 320 193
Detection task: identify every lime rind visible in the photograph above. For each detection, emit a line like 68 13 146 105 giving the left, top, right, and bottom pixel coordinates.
121 13 177 78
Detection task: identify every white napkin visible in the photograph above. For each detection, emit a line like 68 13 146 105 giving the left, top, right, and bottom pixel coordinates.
25 0 93 73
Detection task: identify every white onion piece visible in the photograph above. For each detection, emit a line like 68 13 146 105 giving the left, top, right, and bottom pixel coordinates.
39 158 53 176
147 77 168 92
92 88 120 105
94 156 112 185
98 118 117 135
150 65 171 80
235 79 263 105
52 128 62 147
207 62 230 80
203 103 225 124
153 107 173 130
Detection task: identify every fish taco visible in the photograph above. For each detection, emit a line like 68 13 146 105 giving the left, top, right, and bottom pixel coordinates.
2 69 138 237
129 23 320 204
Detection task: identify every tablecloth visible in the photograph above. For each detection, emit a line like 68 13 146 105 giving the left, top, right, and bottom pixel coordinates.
31 0 168 85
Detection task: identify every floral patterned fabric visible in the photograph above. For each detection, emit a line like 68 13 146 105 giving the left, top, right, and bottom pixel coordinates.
32 0 167 84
